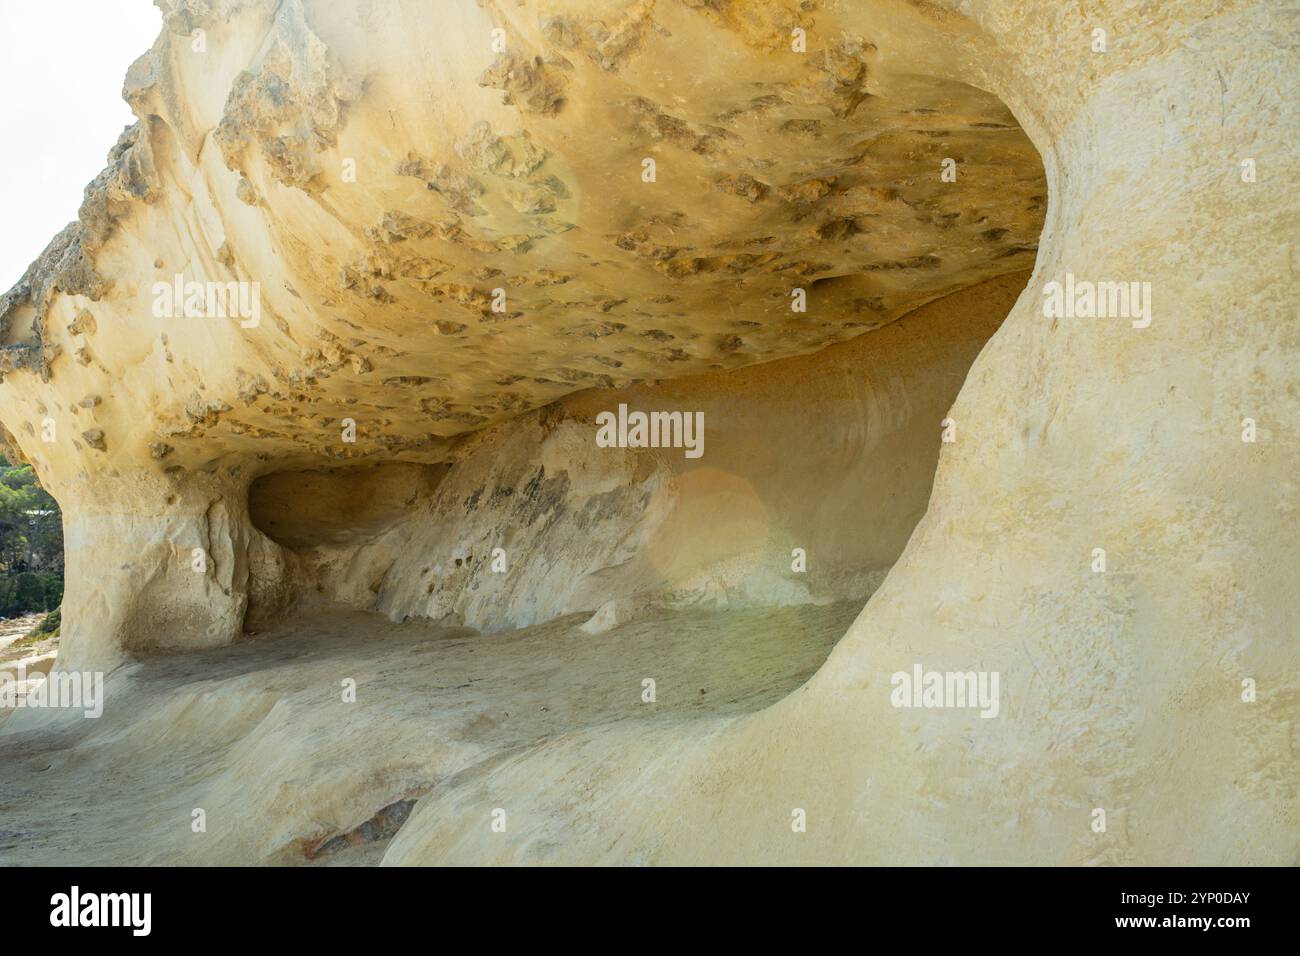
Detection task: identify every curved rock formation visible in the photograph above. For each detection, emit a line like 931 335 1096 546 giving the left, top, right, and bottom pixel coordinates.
0 0 1294 865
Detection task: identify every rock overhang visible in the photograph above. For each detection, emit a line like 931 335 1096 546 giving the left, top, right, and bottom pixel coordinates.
0 0 1045 481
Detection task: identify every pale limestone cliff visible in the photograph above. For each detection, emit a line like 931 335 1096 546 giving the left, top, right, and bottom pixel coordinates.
0 0 1294 866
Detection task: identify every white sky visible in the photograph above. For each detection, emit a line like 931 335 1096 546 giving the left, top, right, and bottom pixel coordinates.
0 1 161 290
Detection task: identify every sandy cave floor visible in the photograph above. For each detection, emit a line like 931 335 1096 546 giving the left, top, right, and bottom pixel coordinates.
0 599 862 865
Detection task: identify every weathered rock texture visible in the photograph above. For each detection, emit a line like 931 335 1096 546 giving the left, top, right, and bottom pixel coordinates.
0 0 1295 865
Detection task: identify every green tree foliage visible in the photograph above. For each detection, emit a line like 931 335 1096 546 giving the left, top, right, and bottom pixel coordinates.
0 455 63 616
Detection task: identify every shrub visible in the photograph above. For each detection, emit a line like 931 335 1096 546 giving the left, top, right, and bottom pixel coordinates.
34 606 60 635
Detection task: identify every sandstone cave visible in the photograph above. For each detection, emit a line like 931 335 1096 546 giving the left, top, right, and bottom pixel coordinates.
0 0 1293 870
